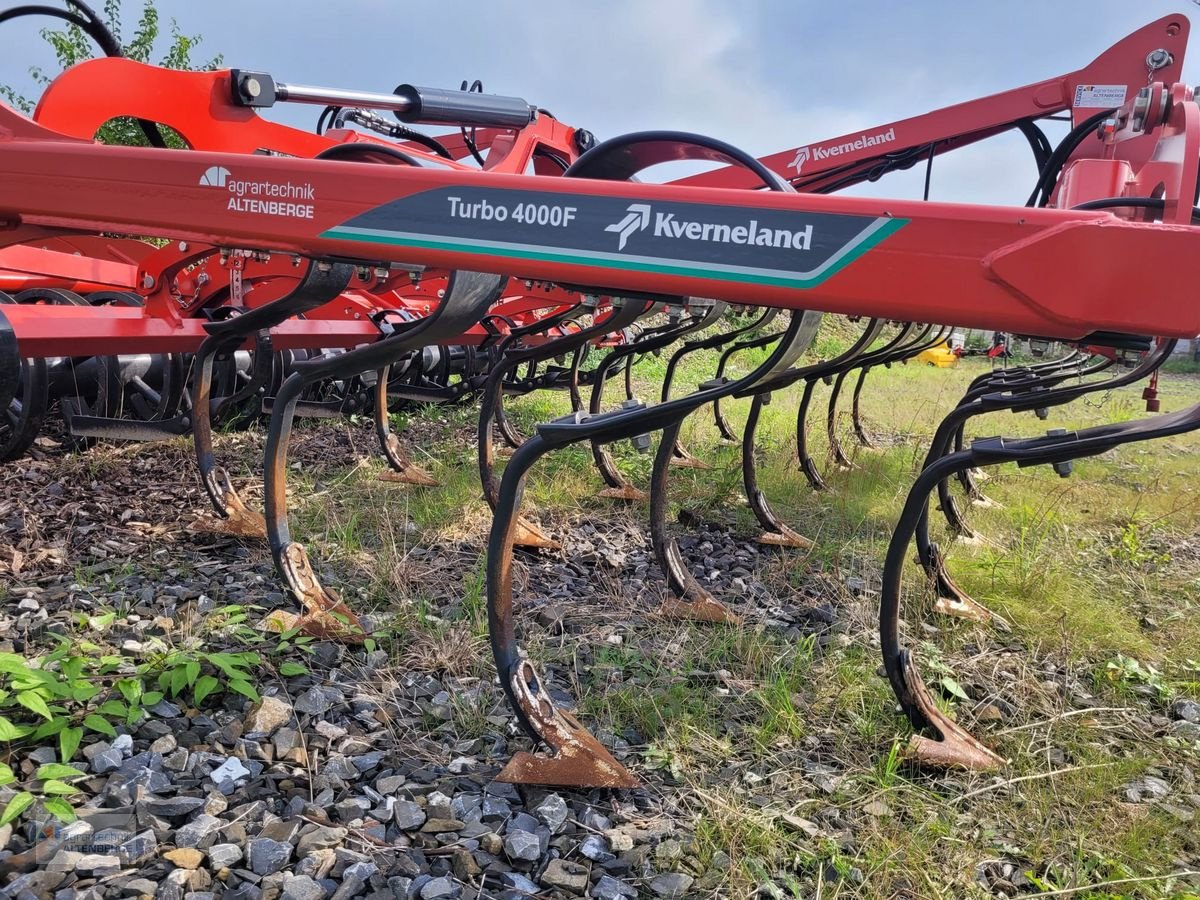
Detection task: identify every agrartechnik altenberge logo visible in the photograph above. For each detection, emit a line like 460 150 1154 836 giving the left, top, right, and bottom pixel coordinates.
198 166 315 219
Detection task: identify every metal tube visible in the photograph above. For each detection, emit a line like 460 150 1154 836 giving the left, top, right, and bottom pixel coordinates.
275 82 416 113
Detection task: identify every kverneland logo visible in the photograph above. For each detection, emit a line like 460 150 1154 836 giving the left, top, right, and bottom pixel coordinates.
605 203 814 251
789 127 897 172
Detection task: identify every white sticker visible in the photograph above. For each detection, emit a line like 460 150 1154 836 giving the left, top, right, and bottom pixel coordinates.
1073 84 1127 109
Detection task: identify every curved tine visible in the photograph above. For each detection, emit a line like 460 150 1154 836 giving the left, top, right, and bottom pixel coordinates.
739 317 882 542
659 302 729 467
480 300 644 509
651 419 744 622
712 311 781 441
885 389 1200 771
880 451 1008 771
825 369 855 468
741 391 813 549
647 311 821 620
263 269 505 637
194 261 356 537
588 310 707 501
795 321 903 490
795 379 826 491
937 352 1116 535
850 365 876 448
374 363 438 486
494 373 526 449
567 344 586 412
813 322 926 463
487 432 639 787
918 341 1173 614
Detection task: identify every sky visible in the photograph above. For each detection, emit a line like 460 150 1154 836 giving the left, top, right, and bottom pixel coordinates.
0 0 1196 206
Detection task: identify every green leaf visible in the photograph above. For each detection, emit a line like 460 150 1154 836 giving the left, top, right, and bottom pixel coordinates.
70 684 100 703
0 716 31 742
227 679 259 701
35 763 85 781
42 797 75 824
184 660 201 688
39 779 81 796
0 792 35 827
0 763 15 786
32 718 67 740
116 679 142 705
157 671 171 693
59 726 83 763
169 666 189 697
278 662 307 678
83 714 116 737
95 700 127 718
141 691 163 707
940 677 970 701
16 691 53 721
0 653 30 675
193 675 220 707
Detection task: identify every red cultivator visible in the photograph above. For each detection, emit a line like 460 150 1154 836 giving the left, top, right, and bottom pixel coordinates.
2 0 1199 785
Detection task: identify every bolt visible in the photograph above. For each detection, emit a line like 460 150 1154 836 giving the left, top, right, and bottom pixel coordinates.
1146 48 1173 70
141 273 155 289
1035 407 1049 420
630 433 651 453
178 241 188 252
1046 427 1072 478
243 76 262 99
316 260 332 272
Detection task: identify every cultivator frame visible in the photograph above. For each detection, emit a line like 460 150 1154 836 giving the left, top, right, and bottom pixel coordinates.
2 1 1200 785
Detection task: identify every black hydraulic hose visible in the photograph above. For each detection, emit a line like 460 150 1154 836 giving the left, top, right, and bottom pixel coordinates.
1026 107 1113 207
1072 195 1200 223
315 142 422 166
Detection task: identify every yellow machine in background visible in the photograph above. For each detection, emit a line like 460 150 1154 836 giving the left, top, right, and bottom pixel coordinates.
916 339 960 368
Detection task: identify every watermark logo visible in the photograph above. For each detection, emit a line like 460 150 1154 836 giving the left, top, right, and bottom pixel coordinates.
32 809 137 870
199 165 231 188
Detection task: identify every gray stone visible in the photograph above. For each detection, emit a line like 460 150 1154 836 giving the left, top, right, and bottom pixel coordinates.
176 814 223 849
281 874 327 900
1170 699 1200 724
500 873 540 894
211 757 251 793
244 696 294 735
540 858 588 893
75 853 120 876
117 830 157 866
248 837 294 876
342 861 378 882
419 877 459 900
139 795 206 818
650 873 695 897
90 748 123 774
579 834 614 861
393 800 426 831
207 843 243 869
593 875 637 900
533 794 569 832
297 826 348 857
295 686 344 716
330 875 366 900
1124 775 1171 803
503 829 541 863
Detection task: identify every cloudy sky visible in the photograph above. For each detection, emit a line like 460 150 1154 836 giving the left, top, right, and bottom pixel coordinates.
0 0 1196 205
